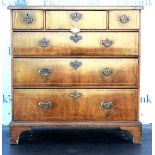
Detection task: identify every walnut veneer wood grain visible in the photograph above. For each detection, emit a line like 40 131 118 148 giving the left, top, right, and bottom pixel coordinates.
13 58 138 87
13 32 138 56
13 89 138 121
13 10 44 29
8 6 143 144
109 10 140 29
46 11 107 29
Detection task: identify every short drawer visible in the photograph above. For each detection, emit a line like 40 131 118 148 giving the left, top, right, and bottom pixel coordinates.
13 89 138 121
12 10 44 29
13 32 139 56
46 11 107 29
13 58 138 87
109 10 139 29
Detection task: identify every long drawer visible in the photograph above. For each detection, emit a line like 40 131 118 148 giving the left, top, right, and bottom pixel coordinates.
12 32 138 56
13 89 138 121
13 58 138 87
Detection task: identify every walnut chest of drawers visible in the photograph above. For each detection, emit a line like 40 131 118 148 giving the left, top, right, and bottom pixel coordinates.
8 6 143 144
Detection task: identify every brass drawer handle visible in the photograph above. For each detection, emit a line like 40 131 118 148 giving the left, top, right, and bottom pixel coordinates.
70 34 82 43
22 13 35 24
101 101 113 109
39 68 52 79
70 60 82 69
101 39 113 48
38 102 52 109
69 91 82 100
38 38 50 47
118 14 130 24
70 12 82 21
100 67 113 77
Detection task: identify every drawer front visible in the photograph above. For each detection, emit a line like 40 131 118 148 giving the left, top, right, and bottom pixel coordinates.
13 89 137 121
13 58 138 87
13 10 44 29
13 32 138 56
46 11 107 29
109 10 139 29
